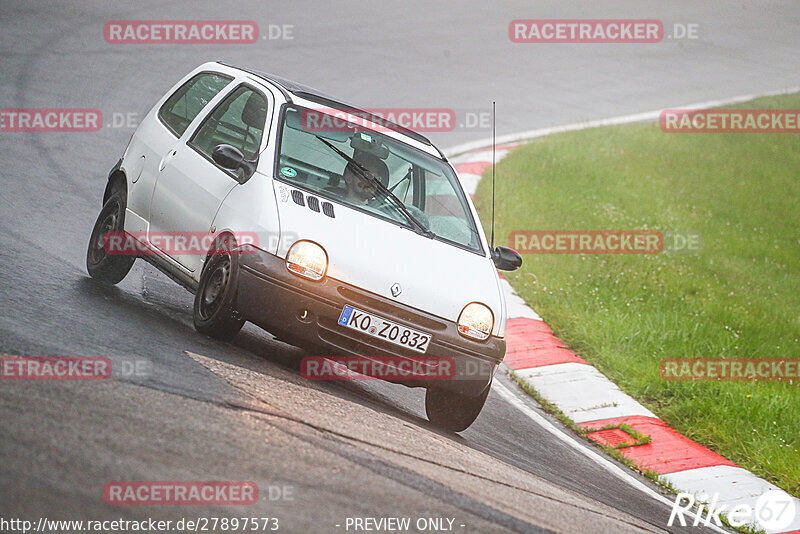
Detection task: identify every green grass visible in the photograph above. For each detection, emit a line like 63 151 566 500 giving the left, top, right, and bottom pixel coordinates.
475 93 800 496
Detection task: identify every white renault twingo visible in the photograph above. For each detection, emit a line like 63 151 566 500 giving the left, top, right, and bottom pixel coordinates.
86 62 522 431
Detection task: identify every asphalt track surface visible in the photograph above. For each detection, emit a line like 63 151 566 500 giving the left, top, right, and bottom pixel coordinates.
1 1 798 533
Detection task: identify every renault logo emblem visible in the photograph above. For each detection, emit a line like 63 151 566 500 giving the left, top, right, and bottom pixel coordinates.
390 283 402 297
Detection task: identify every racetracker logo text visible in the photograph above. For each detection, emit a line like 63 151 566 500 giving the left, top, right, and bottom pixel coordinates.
104 482 258 505
1 356 111 380
660 109 800 133
661 358 800 381
301 356 456 381
509 19 663 43
509 230 664 254
104 20 258 44
103 232 258 256
301 108 457 133
1 108 102 132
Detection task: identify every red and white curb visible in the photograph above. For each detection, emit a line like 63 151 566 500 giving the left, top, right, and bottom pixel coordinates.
448 114 800 533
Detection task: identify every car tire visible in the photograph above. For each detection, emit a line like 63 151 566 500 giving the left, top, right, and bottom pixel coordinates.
193 236 245 341
86 187 136 284
425 383 490 432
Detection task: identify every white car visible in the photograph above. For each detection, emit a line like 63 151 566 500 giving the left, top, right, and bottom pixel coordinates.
86 62 522 431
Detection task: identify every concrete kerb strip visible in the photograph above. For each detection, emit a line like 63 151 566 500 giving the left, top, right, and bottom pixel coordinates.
446 90 800 534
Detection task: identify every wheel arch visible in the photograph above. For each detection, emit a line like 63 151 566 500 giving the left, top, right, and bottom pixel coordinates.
207 230 240 252
198 230 241 273
103 168 128 206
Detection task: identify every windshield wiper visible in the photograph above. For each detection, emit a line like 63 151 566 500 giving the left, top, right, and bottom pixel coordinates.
314 136 434 238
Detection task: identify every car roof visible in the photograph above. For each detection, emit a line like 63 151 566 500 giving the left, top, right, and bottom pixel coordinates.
218 62 438 150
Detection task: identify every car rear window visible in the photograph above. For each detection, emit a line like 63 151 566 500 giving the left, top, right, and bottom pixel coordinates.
158 72 233 137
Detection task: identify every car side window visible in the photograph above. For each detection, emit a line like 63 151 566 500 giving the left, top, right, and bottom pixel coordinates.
189 85 268 161
158 72 233 137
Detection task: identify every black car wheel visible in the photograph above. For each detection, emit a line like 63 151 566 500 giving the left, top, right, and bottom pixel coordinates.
86 187 135 284
193 237 245 341
425 382 491 432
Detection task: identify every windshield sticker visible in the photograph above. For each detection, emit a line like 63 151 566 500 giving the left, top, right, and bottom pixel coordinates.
359 132 373 143
280 166 297 178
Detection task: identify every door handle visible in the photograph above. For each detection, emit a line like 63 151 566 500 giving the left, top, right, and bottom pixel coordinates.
158 149 178 172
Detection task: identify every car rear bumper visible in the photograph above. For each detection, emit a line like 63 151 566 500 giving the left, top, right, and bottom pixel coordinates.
236 246 505 397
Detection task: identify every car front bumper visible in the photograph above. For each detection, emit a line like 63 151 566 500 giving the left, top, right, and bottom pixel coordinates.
236 246 505 397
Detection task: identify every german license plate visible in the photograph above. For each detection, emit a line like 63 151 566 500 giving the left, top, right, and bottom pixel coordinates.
338 305 431 353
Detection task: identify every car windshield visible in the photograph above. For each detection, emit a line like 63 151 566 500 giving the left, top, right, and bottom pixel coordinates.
276 105 483 254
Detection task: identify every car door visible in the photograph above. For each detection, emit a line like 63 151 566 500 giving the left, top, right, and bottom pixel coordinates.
126 71 234 232
148 83 270 273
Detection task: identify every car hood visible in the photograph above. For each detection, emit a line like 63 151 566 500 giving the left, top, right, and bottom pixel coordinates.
273 183 506 337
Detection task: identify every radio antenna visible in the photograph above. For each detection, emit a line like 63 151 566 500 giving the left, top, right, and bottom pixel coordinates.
491 101 496 251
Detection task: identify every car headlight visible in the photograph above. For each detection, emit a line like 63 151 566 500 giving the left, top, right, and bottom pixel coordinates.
457 302 494 341
286 240 328 281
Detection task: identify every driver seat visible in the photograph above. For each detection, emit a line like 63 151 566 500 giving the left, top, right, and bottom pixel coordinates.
346 150 389 187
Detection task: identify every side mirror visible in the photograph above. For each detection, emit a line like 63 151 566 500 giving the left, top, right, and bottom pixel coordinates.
212 144 245 170
212 144 257 184
492 246 523 271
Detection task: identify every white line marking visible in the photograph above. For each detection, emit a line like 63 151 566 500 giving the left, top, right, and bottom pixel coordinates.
492 378 729 534
445 86 800 156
